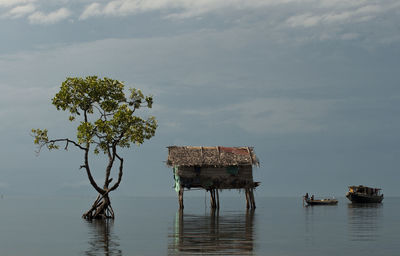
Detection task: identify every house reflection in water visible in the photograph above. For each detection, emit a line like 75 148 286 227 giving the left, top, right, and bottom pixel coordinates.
347 203 383 242
169 210 255 255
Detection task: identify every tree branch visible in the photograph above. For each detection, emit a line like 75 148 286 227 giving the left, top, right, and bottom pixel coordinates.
109 152 123 192
104 145 115 189
84 145 105 195
38 138 87 152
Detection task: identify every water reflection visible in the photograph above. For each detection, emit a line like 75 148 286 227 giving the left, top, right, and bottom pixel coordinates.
347 203 383 242
303 203 338 243
169 210 255 255
84 219 122 256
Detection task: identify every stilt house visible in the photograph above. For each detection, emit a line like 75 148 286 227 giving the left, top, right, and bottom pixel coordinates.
167 146 260 210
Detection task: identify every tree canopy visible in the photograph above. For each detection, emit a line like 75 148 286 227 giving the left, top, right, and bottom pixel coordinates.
32 76 157 219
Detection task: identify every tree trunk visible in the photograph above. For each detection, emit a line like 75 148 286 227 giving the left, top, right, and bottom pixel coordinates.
82 193 115 220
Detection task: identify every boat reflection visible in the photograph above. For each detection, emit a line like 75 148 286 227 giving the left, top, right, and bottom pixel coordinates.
84 219 122 256
347 203 383 242
169 210 255 255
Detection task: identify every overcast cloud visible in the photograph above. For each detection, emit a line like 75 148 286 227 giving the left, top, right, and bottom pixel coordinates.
0 0 399 198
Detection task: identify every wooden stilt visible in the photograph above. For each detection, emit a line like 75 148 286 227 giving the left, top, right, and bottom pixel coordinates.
214 192 217 209
210 189 217 209
213 190 216 208
213 189 216 209
248 188 252 209
245 188 250 209
216 189 220 209
249 188 253 209
209 190 213 208
250 188 256 209
178 185 184 209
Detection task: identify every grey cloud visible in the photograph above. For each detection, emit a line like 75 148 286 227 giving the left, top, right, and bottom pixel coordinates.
0 0 35 8
78 0 339 20
286 4 382 28
0 182 9 189
79 0 279 20
3 3 35 18
176 98 334 134
0 84 59 134
1 4 399 197
28 7 71 24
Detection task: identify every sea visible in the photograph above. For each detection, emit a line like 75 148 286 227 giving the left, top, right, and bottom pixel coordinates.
0 196 399 256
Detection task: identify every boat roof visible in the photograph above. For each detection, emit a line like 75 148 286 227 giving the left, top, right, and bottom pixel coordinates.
348 185 381 190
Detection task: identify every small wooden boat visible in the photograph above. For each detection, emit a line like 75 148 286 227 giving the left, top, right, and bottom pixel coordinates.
346 185 383 203
304 198 338 206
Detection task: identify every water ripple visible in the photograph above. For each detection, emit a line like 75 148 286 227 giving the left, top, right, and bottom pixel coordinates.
168 210 255 255
347 203 383 242
84 219 122 256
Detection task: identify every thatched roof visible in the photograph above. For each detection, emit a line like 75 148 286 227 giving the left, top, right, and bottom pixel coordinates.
167 146 259 167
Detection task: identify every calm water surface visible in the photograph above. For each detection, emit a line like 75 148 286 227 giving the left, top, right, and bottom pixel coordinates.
0 196 399 255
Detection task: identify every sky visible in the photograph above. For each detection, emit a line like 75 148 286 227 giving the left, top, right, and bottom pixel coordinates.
0 0 399 199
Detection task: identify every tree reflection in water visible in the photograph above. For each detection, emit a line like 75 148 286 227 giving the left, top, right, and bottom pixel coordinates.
347 203 383 242
84 219 122 256
169 210 255 255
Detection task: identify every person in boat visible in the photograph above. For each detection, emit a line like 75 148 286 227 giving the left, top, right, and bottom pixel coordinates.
311 195 314 201
304 193 309 200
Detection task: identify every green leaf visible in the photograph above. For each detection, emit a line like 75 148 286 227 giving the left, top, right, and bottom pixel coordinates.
35 76 157 155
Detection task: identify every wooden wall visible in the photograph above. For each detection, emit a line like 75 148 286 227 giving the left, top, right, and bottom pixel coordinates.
176 165 254 189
